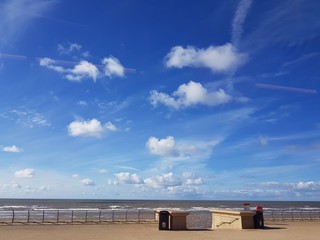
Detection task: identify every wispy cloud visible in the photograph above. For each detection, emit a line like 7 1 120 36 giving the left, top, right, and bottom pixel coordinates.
0 0 55 47
282 53 319 68
231 0 253 47
2 108 51 128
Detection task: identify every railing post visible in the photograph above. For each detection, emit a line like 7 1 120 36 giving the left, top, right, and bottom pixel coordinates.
42 210 45 223
85 211 88 222
57 210 59 223
71 210 74 223
27 210 30 223
12 210 15 223
138 210 141 222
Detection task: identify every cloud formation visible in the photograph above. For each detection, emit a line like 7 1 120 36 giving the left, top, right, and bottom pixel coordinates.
146 136 178 157
150 81 232 110
102 56 125 78
81 178 95 186
14 168 35 178
2 145 23 153
164 44 246 73
39 56 126 81
68 118 117 137
40 58 99 82
146 136 220 161
144 172 181 189
115 172 142 184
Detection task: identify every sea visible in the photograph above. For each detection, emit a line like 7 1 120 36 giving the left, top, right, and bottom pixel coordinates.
0 199 319 229
0 199 319 211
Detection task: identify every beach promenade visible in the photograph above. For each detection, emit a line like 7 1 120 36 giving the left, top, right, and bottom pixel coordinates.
0 221 319 240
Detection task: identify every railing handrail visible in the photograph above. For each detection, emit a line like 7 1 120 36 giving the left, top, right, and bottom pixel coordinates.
0 209 156 224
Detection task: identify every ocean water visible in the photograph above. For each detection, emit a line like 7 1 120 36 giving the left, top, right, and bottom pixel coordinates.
0 199 319 211
0 199 319 229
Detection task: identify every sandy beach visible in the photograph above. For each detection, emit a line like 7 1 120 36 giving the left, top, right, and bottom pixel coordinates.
0 221 319 240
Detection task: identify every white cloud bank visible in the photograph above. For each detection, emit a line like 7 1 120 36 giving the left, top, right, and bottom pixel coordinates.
2 145 23 153
39 56 125 81
164 43 246 73
68 118 117 138
150 81 232 110
14 168 35 178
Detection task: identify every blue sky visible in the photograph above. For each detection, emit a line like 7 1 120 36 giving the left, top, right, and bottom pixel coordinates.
0 0 319 200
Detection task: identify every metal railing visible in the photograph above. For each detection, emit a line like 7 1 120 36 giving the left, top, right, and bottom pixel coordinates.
263 209 320 221
0 209 156 224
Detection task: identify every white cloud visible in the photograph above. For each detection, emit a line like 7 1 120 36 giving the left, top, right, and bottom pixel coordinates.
146 136 220 161
39 58 99 82
39 57 65 73
150 81 232 110
68 118 117 138
40 56 126 81
2 145 23 153
102 56 125 78
185 177 203 185
164 44 246 73
182 172 203 185
146 136 178 157
81 178 95 186
14 168 35 178
65 61 99 82
295 181 320 190
114 172 141 184
144 172 181 189
105 121 117 132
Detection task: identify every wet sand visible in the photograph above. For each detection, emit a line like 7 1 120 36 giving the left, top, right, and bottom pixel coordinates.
0 221 319 240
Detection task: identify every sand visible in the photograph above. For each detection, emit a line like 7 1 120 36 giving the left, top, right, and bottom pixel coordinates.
0 221 319 240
